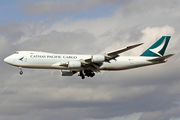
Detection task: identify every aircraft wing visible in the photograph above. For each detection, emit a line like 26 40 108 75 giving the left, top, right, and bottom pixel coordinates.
106 43 143 56
104 43 143 61
82 43 143 71
80 59 102 72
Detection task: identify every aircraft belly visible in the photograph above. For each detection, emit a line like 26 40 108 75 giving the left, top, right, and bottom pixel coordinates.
101 61 132 70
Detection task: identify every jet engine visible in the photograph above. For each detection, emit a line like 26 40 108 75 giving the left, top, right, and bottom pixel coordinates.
68 61 81 69
91 55 105 63
61 70 74 76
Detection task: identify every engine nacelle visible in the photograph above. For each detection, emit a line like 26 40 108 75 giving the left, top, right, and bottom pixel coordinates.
68 61 81 69
91 54 105 63
61 70 74 76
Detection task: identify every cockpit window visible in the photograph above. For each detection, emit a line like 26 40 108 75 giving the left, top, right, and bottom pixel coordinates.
14 52 19 54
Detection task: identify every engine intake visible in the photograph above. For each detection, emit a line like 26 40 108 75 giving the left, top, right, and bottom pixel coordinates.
91 54 105 63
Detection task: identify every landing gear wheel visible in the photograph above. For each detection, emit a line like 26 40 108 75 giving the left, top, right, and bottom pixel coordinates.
84 70 95 78
81 76 85 79
20 71 23 75
90 73 95 77
19 67 23 75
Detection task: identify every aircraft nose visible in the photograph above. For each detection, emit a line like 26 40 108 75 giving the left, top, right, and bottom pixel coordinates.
4 56 13 64
4 57 9 63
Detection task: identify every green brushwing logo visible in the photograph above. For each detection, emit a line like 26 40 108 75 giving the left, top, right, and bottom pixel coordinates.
149 37 166 57
19 56 24 61
140 36 170 57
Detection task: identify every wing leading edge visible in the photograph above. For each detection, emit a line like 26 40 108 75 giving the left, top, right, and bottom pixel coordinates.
81 43 143 72
104 43 143 61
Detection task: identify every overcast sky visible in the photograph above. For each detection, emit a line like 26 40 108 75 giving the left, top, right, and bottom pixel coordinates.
1 0 180 120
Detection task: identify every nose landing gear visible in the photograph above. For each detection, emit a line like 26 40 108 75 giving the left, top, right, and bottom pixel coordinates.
20 71 23 75
19 67 23 75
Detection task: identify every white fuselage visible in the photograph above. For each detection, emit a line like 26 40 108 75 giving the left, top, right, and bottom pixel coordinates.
4 51 165 71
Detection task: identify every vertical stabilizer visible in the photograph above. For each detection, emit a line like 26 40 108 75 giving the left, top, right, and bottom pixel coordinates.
140 36 171 57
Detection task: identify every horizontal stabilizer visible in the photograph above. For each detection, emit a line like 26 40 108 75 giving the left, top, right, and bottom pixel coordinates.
148 54 174 62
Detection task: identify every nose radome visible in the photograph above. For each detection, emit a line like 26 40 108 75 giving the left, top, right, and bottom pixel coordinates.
4 56 12 64
4 57 8 63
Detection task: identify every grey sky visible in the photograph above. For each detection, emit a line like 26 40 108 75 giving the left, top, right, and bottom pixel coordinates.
1 0 180 120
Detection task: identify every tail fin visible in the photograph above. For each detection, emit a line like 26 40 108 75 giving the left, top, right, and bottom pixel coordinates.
140 36 171 57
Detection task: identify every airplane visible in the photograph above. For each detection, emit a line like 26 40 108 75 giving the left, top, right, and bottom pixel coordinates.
4 36 174 79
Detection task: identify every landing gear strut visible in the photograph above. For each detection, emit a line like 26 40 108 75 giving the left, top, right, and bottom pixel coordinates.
79 71 85 79
19 67 23 75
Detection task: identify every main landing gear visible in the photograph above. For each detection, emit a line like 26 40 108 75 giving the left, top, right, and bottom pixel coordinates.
79 71 85 79
19 67 23 75
78 70 95 79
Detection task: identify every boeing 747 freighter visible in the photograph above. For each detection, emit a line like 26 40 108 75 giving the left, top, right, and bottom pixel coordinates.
4 36 174 79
